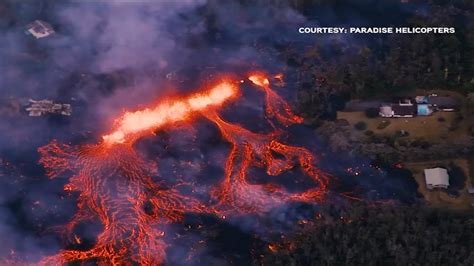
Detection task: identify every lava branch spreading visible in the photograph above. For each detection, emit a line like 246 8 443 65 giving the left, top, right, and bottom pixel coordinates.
37 142 209 266
248 73 304 127
203 109 327 215
200 73 324 215
25 73 328 265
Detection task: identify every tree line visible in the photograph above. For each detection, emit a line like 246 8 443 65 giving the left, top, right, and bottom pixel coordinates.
260 203 474 266
279 0 474 121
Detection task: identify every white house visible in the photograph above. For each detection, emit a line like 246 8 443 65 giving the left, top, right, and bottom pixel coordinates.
379 105 393 117
424 168 449 189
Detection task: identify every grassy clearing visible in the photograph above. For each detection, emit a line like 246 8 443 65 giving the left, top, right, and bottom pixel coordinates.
337 111 467 142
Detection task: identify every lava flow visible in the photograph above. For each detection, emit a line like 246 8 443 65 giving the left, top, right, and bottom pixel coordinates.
248 73 304 127
37 142 208 265
25 73 327 265
204 74 327 214
103 81 238 145
204 109 327 214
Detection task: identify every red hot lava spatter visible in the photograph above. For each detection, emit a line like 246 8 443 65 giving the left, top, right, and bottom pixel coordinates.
21 73 327 265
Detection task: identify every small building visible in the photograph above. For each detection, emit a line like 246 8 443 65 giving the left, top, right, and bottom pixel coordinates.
379 105 393 117
379 99 416 118
429 96 459 112
415 96 429 104
424 168 450 190
417 104 433 116
25 20 55 39
25 99 72 116
378 104 416 117
392 104 416 117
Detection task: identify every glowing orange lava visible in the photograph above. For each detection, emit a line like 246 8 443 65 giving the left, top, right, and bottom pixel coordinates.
17 73 328 265
103 81 238 145
36 142 208 265
248 73 303 127
205 73 322 216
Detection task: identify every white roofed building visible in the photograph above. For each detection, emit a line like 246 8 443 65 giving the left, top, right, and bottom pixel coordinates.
379 105 393 117
424 168 449 190
25 20 55 39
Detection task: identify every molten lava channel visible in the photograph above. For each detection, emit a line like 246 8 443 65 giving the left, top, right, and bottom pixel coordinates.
22 73 328 266
103 81 239 145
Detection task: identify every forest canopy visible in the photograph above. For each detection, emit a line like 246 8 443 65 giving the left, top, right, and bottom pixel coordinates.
261 203 474 266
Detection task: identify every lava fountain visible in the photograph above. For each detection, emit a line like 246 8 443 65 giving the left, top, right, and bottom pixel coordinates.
21 73 327 265
103 81 239 145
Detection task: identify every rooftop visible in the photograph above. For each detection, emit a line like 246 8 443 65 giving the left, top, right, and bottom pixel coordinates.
424 168 449 188
392 104 416 116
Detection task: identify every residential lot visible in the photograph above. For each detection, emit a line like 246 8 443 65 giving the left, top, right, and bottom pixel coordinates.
404 158 473 209
337 88 471 143
337 111 467 142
